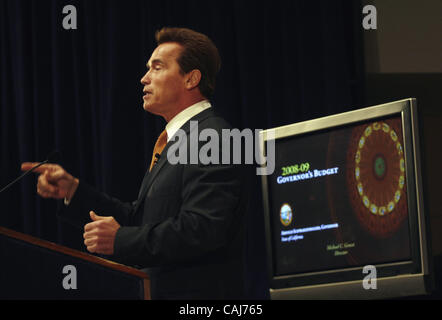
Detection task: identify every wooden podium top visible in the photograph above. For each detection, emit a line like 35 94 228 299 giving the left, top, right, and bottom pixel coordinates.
0 226 149 280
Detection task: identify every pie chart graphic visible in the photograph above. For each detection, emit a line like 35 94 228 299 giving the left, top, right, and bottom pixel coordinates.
346 118 408 238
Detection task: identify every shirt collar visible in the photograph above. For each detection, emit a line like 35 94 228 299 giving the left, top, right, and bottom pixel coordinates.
165 100 211 142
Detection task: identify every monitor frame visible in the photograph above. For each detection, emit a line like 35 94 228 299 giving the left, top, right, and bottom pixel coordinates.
259 98 432 299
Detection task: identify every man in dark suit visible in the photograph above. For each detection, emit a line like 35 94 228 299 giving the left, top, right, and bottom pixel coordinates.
21 27 247 299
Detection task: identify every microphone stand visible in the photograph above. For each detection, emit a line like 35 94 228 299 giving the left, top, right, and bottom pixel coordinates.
0 151 59 194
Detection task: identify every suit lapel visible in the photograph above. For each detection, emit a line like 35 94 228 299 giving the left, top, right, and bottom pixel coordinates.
133 108 216 213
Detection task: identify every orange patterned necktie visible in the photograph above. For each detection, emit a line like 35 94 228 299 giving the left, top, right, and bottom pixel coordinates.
149 130 168 171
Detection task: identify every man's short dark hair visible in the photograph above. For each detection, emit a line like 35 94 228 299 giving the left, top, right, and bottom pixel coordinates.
155 27 221 99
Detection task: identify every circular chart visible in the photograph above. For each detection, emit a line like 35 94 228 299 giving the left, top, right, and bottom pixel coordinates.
346 119 408 238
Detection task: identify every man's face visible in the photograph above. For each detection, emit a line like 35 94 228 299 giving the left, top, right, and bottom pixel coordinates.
140 42 186 120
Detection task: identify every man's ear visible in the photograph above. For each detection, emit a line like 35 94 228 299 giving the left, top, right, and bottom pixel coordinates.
185 69 202 90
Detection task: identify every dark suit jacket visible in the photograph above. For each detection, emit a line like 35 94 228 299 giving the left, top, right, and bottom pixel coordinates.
59 108 248 299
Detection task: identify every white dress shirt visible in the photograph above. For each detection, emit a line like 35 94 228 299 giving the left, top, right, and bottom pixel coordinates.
165 100 211 142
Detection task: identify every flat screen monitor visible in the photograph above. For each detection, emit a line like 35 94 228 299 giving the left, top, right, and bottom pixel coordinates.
259 98 432 299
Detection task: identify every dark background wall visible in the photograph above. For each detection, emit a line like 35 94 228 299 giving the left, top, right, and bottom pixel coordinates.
0 0 440 298
362 0 442 257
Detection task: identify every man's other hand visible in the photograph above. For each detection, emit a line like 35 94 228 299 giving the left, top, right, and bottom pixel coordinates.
83 211 121 255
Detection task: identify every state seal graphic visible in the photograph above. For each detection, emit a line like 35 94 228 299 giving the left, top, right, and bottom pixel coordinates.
280 203 293 227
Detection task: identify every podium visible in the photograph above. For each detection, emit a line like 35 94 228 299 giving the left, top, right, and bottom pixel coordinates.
0 226 150 299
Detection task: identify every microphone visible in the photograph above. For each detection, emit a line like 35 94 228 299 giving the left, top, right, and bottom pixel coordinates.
154 153 161 165
0 150 61 194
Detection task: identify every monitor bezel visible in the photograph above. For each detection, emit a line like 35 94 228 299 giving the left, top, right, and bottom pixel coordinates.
259 98 431 299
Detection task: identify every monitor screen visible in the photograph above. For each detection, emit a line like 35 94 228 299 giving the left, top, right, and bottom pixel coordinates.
269 115 410 276
260 99 432 299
